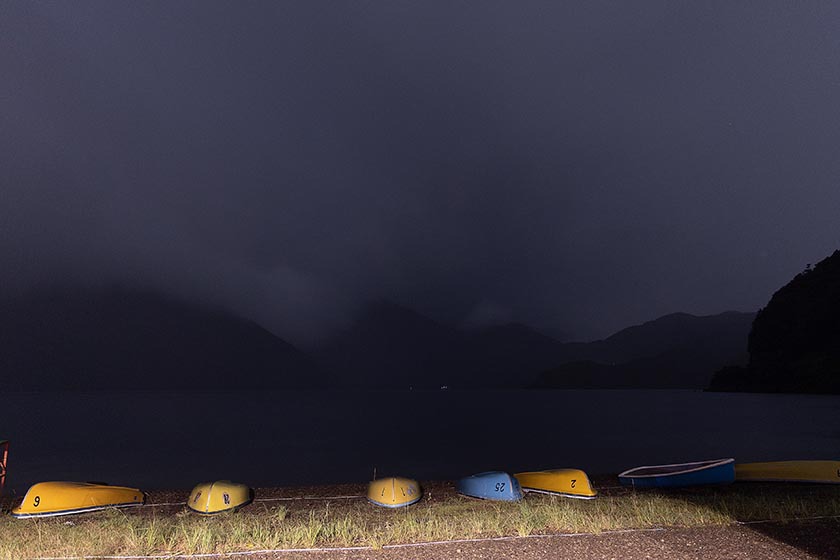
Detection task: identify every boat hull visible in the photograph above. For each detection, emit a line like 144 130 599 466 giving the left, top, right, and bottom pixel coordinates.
619 458 735 488
188 480 253 514
11 482 145 518
735 461 840 484
456 471 523 501
367 477 422 508
515 469 597 499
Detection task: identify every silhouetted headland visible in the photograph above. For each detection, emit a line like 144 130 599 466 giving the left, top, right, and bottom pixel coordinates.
709 249 840 394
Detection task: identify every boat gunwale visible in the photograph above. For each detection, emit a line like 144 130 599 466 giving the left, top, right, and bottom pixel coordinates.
734 476 840 484
366 495 422 508
618 458 734 479
11 501 143 519
188 498 255 515
519 488 597 499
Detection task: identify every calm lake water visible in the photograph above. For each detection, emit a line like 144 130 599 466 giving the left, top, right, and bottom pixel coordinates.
3 390 839 494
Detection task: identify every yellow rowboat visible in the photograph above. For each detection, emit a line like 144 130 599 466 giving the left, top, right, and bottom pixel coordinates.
367 477 422 508
735 461 840 484
188 480 253 514
11 482 145 518
514 469 597 499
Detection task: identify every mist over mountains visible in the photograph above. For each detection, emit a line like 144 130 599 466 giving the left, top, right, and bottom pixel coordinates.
4 2 840 352
0 287 753 391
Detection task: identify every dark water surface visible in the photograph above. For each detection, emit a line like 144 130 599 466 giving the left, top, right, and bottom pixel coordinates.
3 390 838 494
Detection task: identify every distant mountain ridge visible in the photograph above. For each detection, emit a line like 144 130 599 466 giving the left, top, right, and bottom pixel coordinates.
0 287 320 390
316 301 755 389
534 311 754 389
1 287 755 391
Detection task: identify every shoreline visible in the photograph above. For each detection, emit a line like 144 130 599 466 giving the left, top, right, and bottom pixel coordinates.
2 477 839 559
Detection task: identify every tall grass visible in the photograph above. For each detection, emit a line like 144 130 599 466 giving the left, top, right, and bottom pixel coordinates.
0 486 837 560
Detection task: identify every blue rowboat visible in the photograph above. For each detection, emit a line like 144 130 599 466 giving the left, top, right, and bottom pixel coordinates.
619 458 735 488
456 471 523 501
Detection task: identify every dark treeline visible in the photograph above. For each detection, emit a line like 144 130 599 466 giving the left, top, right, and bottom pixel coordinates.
709 250 840 394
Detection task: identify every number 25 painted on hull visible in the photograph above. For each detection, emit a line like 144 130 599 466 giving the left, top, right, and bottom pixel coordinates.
456 471 523 501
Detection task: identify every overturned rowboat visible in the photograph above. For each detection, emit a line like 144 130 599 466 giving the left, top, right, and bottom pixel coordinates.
188 480 253 514
619 458 735 488
456 471 523 501
735 461 840 484
367 477 422 508
11 482 145 518
514 469 597 499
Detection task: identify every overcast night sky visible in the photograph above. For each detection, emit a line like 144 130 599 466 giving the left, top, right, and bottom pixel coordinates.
2 1 839 344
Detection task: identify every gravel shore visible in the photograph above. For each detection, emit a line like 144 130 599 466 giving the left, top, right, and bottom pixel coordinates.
134 480 838 560
191 519 839 560
3 478 837 559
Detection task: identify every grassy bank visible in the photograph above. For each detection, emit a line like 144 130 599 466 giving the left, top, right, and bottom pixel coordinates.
1 482 838 559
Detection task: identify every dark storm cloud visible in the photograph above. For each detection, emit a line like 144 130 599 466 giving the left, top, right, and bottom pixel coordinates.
2 1 839 342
